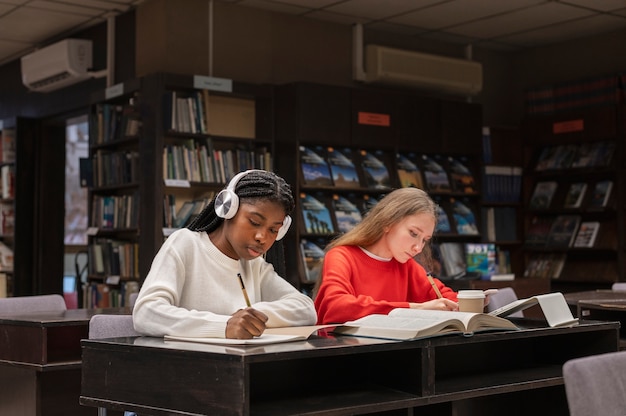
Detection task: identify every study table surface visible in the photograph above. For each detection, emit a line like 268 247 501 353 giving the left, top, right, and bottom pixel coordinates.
0 307 130 415
564 290 626 348
80 319 619 416
563 289 626 307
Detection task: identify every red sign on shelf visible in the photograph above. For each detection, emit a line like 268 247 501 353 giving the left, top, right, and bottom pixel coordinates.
553 119 584 134
358 112 390 127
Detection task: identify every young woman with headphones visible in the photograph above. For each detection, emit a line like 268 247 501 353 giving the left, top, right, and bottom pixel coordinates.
133 170 316 339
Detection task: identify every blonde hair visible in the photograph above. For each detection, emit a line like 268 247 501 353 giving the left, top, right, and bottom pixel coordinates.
313 188 438 298
326 187 438 251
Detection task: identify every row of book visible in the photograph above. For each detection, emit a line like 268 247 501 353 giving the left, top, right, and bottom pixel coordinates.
82 280 139 308
163 140 272 184
90 192 140 230
300 145 478 194
163 196 212 229
88 238 140 281
524 74 622 116
163 90 256 139
523 253 566 279
299 192 480 237
0 272 7 298
526 215 612 249
523 252 619 282
481 207 518 242
436 242 510 281
89 149 140 188
0 202 14 236
1 164 14 199
529 179 613 210
300 239 511 285
533 141 615 171
90 102 141 146
0 240 13 273
482 165 522 203
0 127 15 164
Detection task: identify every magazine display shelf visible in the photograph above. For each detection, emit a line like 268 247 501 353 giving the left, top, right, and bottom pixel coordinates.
521 104 625 292
274 82 484 293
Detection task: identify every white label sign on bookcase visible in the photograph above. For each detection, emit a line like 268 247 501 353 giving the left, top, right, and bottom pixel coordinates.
193 75 233 92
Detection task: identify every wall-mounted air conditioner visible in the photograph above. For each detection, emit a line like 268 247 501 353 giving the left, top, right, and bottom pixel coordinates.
21 39 93 93
364 45 483 95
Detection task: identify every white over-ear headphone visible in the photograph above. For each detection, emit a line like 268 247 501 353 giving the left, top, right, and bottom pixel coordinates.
214 169 292 240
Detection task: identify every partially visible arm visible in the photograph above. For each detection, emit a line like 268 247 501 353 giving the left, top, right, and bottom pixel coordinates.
246 261 317 327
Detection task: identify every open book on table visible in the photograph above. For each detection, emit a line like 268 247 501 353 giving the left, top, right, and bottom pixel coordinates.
332 308 519 341
487 292 579 328
163 325 334 345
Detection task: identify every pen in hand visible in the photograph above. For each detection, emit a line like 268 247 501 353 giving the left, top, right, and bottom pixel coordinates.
237 273 252 307
426 272 443 299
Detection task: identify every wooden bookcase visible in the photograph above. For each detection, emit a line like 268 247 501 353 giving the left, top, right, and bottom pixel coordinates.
274 82 485 294
481 126 525 279
0 118 37 297
521 104 625 293
0 117 66 298
85 73 275 305
86 78 143 307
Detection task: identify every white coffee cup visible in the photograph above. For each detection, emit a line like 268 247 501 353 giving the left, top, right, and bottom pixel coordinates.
457 290 485 313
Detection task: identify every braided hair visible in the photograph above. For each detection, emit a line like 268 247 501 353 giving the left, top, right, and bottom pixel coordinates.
187 170 295 233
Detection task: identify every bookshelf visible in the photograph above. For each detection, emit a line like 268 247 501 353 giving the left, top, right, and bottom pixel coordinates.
0 118 37 298
521 105 624 293
274 82 484 294
480 126 525 280
86 78 143 307
0 122 15 297
85 73 275 306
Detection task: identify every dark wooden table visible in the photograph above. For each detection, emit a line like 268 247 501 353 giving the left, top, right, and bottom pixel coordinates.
563 289 626 315
80 319 619 416
0 307 130 416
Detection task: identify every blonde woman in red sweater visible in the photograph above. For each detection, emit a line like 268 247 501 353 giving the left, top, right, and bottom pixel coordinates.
314 187 459 325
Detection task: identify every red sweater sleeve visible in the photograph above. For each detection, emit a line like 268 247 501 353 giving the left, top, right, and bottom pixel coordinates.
314 246 457 324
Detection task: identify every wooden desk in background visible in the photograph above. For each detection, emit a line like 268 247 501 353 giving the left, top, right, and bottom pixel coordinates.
80 320 618 416
0 307 130 416
564 290 626 349
564 290 626 316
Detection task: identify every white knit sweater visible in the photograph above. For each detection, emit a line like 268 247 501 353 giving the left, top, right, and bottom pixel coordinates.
133 228 316 338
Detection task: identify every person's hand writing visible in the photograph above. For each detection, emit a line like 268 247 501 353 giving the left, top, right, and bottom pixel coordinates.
226 308 269 339
409 298 459 311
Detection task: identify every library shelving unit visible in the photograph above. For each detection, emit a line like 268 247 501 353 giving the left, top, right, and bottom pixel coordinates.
151 73 274 235
86 78 143 307
274 82 485 294
0 118 37 297
471 125 550 305
86 73 275 305
521 104 624 293
0 122 15 297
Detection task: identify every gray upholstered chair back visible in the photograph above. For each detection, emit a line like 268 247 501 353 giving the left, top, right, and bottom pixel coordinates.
486 287 524 318
0 294 67 315
563 350 626 416
89 314 140 416
89 314 139 339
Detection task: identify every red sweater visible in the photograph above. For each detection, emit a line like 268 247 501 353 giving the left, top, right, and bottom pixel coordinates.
314 245 457 324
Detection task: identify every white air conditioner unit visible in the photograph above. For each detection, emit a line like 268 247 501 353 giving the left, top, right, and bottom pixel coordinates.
21 39 93 93
364 45 482 95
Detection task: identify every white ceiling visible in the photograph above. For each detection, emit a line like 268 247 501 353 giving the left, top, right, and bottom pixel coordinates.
1 0 626 66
